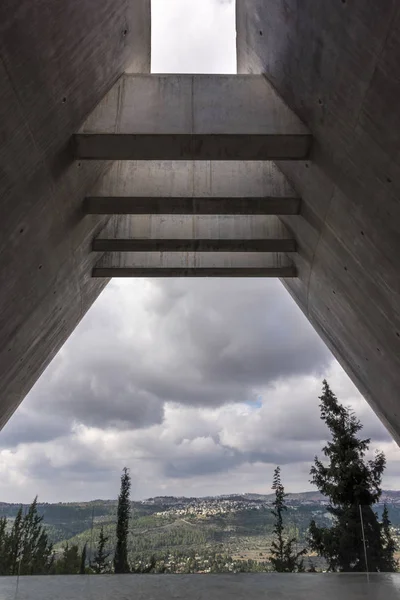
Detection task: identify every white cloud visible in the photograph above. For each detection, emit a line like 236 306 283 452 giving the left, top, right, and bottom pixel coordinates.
151 0 236 74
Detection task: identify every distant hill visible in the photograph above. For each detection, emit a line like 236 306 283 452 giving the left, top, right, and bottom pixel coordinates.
1 490 399 571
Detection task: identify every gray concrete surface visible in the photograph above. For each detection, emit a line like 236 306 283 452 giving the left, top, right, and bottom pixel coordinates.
89 161 298 278
93 251 296 278
237 0 400 440
0 0 150 428
92 239 297 253
85 160 300 214
74 75 312 160
89 160 299 199
0 574 399 600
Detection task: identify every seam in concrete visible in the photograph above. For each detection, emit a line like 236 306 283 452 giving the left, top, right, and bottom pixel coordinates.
115 74 126 133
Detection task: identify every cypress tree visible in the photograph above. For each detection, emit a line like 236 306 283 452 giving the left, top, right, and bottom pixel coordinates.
92 526 110 574
0 517 8 575
19 497 53 575
114 467 131 573
80 543 87 574
8 507 23 575
269 466 306 572
309 380 396 572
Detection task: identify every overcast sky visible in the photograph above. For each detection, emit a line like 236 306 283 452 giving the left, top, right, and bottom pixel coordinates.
1 0 399 503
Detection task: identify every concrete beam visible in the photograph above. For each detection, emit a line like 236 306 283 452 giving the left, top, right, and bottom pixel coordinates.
92 266 297 278
92 238 297 252
84 161 301 214
75 75 312 160
92 250 295 278
84 197 301 215
98 214 291 242
90 161 299 197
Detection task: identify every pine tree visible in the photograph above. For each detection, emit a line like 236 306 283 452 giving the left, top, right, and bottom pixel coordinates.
8 507 23 575
309 380 396 572
114 467 131 573
19 497 53 575
0 517 8 575
92 526 110 574
80 543 87 574
269 466 306 572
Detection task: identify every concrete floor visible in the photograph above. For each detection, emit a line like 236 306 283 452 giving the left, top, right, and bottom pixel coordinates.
0 574 399 600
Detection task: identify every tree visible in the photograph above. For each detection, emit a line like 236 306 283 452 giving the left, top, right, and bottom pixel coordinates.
0 499 53 576
80 543 87 574
8 507 24 575
381 505 398 572
56 543 81 574
269 466 306 572
92 526 110 574
0 517 8 575
309 380 396 572
19 497 53 575
114 467 131 573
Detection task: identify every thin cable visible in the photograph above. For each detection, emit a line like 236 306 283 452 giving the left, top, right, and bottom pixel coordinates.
359 505 370 583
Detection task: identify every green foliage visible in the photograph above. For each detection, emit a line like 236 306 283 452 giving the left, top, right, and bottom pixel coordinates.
80 543 87 574
114 467 131 574
381 505 398 572
269 467 306 572
309 380 397 572
92 526 110 574
0 498 53 576
55 543 81 574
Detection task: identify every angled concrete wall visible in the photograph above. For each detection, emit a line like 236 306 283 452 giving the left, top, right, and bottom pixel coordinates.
237 1 400 441
0 0 151 428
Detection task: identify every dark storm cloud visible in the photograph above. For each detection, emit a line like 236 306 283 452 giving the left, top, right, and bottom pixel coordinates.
6 279 332 447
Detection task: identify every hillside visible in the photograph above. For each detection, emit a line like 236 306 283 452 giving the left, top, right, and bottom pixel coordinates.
1 490 400 572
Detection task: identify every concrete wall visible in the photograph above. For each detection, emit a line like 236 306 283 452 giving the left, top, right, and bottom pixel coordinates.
0 0 151 428
237 1 400 440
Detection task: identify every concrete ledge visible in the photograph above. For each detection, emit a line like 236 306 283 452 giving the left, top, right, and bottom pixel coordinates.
84 196 301 215
74 133 311 160
1 573 399 600
92 266 297 278
75 75 312 160
89 161 300 198
92 250 294 278
92 238 297 252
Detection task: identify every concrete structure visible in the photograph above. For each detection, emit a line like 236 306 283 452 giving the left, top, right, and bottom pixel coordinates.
0 0 150 429
74 74 311 161
236 1 400 441
89 160 299 277
0 574 399 600
0 0 400 451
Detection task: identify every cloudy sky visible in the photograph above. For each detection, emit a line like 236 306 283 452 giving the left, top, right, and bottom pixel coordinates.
1 0 399 503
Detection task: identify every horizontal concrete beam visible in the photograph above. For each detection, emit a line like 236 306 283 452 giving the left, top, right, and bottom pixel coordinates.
92 238 297 252
98 214 291 242
92 250 294 273
84 197 301 215
75 75 311 160
90 161 300 198
92 266 297 278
